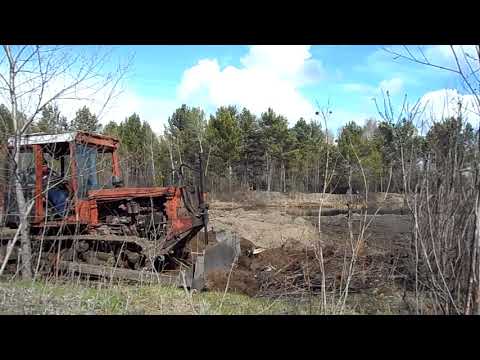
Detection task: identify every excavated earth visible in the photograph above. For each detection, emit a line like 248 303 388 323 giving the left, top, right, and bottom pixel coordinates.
201 191 412 299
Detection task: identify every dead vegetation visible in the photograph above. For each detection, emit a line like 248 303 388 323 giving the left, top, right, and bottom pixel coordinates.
210 191 405 211
204 237 405 300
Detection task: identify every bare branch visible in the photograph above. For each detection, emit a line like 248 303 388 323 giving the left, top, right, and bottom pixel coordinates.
383 46 460 74
450 46 480 112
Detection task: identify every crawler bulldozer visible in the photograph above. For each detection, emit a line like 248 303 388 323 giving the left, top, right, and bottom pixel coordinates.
0 131 235 289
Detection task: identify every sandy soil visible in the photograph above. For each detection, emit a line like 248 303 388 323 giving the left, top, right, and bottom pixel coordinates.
204 191 412 300
208 191 411 251
208 207 320 248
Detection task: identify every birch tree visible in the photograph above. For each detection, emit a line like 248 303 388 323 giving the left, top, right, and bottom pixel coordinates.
0 45 129 279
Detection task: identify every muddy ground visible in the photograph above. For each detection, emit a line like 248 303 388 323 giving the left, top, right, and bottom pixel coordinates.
202 191 413 308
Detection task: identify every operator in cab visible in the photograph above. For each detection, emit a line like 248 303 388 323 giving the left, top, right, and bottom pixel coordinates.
42 162 70 216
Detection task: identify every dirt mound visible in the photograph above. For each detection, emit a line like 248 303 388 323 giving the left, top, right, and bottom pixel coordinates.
204 239 317 296
208 207 320 249
199 194 411 299
204 237 400 298
205 269 260 297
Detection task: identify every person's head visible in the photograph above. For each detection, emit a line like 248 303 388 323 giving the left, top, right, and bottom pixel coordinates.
42 164 49 175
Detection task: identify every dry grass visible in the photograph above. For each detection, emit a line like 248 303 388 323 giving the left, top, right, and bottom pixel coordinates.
209 191 405 211
0 278 324 315
0 278 410 315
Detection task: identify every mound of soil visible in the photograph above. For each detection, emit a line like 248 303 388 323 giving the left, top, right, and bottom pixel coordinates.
204 237 401 298
208 207 320 249
205 269 260 297
204 239 324 296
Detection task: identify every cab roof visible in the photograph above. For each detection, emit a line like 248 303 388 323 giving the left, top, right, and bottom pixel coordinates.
7 131 119 149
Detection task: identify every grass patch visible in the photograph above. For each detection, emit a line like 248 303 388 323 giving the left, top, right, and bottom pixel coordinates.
0 279 409 315
0 278 363 315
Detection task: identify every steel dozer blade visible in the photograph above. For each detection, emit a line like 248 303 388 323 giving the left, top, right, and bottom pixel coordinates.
190 230 241 291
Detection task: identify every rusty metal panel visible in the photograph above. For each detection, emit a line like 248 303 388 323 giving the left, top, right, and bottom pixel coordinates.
69 142 79 218
33 144 44 224
89 200 99 225
75 132 119 149
112 150 121 177
77 200 91 223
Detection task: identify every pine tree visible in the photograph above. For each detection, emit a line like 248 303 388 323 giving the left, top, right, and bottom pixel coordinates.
103 121 120 138
290 118 326 192
206 106 241 192
70 106 101 132
36 103 69 133
0 104 13 143
259 108 291 192
166 104 206 166
238 108 263 189
206 106 241 172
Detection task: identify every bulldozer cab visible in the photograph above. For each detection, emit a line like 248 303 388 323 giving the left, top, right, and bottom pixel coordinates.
5 131 122 225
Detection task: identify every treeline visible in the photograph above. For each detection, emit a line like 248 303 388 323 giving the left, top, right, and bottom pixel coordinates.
1 102 477 196
109 103 475 196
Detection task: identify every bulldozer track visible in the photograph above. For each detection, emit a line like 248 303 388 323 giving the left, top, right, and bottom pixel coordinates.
1 233 165 259
1 230 200 288
29 234 155 252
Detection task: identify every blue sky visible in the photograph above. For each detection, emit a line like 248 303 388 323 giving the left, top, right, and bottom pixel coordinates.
85 45 479 135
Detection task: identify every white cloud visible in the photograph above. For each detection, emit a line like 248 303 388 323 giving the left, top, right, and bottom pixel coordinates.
343 77 404 97
333 109 370 127
92 90 179 133
39 83 175 134
378 77 404 95
177 45 324 124
342 83 376 93
418 88 480 128
424 45 477 67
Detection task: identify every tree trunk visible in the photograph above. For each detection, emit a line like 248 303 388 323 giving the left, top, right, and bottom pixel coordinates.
268 161 273 192
13 143 32 279
266 154 271 192
150 133 156 185
317 159 321 193
228 164 232 196
10 63 32 279
474 132 480 315
205 146 211 178
471 191 480 314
